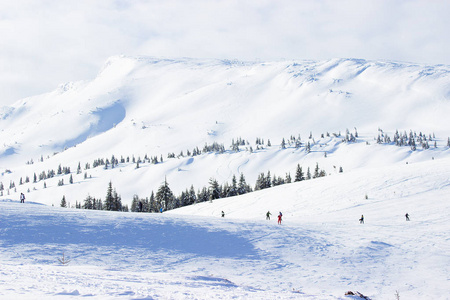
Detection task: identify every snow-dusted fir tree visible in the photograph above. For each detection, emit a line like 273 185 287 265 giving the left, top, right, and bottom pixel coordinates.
228 175 238 197
238 173 250 195
104 181 115 211
209 178 221 200
295 164 305 182
60 195 67 208
156 177 174 211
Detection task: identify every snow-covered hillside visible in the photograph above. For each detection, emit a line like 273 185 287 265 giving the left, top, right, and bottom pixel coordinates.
0 56 449 206
1 155 449 299
0 56 449 298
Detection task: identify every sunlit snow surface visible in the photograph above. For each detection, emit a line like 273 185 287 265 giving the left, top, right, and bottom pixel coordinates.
0 57 449 298
1 157 449 299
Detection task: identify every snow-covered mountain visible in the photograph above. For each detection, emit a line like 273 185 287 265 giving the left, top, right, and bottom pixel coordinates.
0 56 449 299
0 56 449 206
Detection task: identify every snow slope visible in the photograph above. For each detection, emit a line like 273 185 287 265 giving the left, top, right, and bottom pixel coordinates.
1 155 449 299
0 56 449 205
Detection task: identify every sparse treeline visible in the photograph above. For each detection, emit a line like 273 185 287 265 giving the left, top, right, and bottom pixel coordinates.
74 161 327 213
2 129 449 197
376 129 440 150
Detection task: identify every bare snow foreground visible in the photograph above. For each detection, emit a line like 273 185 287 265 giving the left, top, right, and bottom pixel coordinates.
1 158 450 299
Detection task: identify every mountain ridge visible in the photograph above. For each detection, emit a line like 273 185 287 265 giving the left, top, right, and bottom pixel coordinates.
0 56 449 205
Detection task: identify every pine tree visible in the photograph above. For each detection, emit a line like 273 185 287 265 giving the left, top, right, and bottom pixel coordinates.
228 175 238 197
104 181 115 211
281 138 286 149
149 191 157 212
209 178 221 200
285 172 292 183
112 189 122 211
265 171 272 188
313 163 320 178
156 177 174 211
60 195 67 208
131 194 140 212
188 185 197 204
83 195 93 209
197 187 210 203
238 173 249 195
294 164 304 182
255 173 266 190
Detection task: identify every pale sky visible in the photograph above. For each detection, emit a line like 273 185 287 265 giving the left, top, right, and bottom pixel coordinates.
0 0 449 106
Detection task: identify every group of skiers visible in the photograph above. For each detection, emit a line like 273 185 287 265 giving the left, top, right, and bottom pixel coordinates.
360 213 410 224
220 210 284 224
19 191 411 225
221 210 410 225
266 211 282 224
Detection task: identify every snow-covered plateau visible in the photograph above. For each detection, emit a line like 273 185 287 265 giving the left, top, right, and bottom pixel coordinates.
0 56 449 299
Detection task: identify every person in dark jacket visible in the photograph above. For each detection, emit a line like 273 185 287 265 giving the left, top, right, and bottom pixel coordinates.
266 211 271 220
359 215 364 224
405 213 410 221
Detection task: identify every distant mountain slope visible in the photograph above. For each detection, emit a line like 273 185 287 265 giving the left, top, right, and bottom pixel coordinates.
0 56 449 205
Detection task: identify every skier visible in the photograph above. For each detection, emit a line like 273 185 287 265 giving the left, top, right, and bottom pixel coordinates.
278 212 282 224
266 211 271 220
359 214 364 224
221 211 225 217
20 193 25 203
405 213 410 221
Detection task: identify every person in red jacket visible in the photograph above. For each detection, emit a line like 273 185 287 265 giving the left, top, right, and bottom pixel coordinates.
277 212 282 224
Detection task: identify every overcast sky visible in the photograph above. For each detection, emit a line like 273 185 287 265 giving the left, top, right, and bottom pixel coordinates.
0 0 449 106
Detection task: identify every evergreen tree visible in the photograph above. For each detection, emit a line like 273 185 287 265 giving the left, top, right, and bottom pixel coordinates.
60 195 67 208
188 185 197 204
209 178 221 200
255 173 266 190
294 164 304 182
131 194 140 212
156 177 174 211
313 163 320 178
112 189 122 211
197 186 210 203
228 175 238 197
285 172 292 183
83 195 93 209
265 171 272 188
281 138 286 149
69 174 73 184
149 191 158 212
104 181 115 211
306 167 311 180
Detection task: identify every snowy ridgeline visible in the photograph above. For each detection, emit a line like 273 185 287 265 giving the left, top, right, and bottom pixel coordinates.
0 155 449 299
